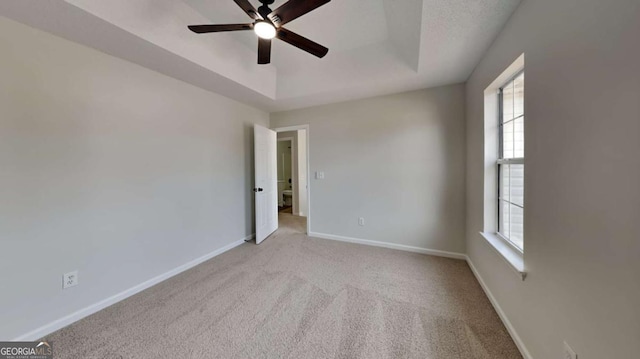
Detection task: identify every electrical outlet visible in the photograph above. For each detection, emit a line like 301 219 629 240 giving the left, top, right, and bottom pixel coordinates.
563 341 577 359
358 217 365 226
63 271 78 289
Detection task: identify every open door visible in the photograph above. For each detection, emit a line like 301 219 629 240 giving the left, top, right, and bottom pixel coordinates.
254 124 278 244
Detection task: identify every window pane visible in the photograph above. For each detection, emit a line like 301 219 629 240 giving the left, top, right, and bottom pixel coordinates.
497 72 524 250
502 121 514 158
509 204 524 250
500 164 510 203
514 116 524 158
514 73 524 118
502 81 514 122
510 164 525 207
499 200 510 239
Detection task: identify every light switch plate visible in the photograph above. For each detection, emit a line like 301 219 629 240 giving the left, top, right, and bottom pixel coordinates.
315 171 324 180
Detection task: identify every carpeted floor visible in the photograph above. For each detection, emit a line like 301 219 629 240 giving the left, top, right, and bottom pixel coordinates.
44 213 521 358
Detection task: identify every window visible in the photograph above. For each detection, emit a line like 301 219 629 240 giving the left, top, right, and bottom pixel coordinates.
498 72 525 251
481 55 525 278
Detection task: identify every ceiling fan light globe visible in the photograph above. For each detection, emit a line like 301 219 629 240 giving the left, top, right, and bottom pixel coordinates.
254 21 276 39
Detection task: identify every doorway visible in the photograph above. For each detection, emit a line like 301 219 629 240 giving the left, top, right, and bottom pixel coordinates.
253 124 309 244
275 126 310 234
276 137 294 214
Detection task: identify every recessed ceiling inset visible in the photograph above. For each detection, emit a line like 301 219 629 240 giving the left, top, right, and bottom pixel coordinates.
188 0 330 65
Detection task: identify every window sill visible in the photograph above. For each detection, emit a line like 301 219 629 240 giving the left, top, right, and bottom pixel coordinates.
479 232 527 281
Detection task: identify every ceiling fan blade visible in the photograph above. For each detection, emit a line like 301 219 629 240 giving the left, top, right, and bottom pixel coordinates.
267 0 330 27
233 0 262 20
188 24 253 33
258 38 272 65
276 28 328 58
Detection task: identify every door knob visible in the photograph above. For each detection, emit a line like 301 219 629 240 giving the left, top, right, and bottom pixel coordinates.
258 188 264 192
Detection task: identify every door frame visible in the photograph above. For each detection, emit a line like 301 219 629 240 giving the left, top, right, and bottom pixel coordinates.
273 125 310 234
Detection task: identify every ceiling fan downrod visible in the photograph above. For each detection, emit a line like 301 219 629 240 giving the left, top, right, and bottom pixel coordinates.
258 0 275 19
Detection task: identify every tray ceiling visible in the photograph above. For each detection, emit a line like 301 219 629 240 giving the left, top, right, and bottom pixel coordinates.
0 0 521 111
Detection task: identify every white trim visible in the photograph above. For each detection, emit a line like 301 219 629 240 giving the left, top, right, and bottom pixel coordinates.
465 256 533 359
273 125 310 234
496 157 525 165
12 234 254 341
273 125 309 133
308 231 466 260
485 54 525 93
479 232 526 280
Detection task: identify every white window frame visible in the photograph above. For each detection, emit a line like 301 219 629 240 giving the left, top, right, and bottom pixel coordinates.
480 54 526 280
497 71 525 252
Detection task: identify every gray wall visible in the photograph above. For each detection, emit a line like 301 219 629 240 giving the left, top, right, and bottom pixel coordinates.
271 85 466 253
0 17 268 340
465 0 640 358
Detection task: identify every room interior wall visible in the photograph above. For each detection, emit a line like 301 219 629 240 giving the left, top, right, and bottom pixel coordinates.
270 85 467 254
0 16 269 340
465 0 640 358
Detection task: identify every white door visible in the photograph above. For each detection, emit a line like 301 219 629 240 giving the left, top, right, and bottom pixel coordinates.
254 124 278 244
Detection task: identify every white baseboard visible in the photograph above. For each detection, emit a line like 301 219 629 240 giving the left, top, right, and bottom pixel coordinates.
307 231 466 260
12 234 254 341
465 256 533 359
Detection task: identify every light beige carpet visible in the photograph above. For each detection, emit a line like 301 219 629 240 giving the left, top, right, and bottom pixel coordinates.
45 213 521 358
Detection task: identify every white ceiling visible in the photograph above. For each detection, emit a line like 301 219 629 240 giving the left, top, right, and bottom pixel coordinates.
0 0 521 112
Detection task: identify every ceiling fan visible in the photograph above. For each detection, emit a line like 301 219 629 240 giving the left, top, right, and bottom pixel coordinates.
188 0 331 65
